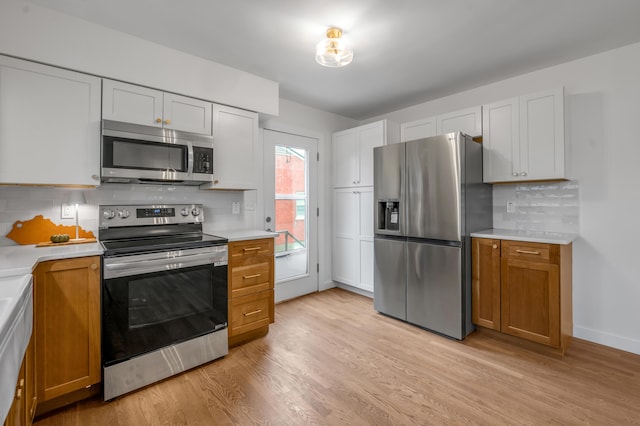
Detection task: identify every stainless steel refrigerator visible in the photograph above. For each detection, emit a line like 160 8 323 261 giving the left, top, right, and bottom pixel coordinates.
373 132 492 339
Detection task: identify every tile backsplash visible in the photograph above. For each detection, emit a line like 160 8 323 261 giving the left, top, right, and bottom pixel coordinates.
0 185 256 246
492 180 579 234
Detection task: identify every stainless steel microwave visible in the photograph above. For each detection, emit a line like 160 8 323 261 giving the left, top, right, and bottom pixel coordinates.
101 120 214 185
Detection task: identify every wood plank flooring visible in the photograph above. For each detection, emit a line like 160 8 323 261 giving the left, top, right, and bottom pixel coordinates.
35 288 640 425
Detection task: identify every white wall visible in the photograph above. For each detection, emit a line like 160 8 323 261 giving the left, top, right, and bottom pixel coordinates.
367 41 640 355
262 99 358 291
0 0 278 115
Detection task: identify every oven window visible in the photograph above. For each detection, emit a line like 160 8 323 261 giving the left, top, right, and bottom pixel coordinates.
102 263 227 366
103 136 188 172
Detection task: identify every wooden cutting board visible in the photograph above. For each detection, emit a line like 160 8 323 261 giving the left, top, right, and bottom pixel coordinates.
6 215 96 245
35 238 98 247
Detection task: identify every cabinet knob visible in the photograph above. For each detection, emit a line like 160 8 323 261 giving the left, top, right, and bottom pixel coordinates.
512 172 518 177
492 244 498 249
214 179 219 184
156 118 162 123
521 171 527 176
164 119 171 125
91 174 99 180
91 264 98 270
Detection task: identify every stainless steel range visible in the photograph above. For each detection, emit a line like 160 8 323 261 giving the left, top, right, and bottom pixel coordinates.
99 204 228 400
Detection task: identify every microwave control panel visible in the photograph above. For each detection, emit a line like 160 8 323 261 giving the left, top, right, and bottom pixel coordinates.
193 146 213 174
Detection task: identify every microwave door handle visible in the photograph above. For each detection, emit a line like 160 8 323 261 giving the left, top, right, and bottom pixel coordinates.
187 142 194 176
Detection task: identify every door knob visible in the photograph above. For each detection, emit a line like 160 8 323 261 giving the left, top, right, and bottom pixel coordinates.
265 216 272 223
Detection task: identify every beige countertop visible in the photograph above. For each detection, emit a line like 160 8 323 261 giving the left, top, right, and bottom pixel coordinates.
470 229 577 245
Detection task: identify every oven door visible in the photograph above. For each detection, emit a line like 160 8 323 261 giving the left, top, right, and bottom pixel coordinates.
102 246 228 366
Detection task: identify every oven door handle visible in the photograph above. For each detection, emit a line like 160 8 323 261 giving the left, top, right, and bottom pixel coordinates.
104 252 217 278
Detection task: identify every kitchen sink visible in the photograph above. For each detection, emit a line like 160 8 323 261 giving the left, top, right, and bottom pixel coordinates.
0 274 33 423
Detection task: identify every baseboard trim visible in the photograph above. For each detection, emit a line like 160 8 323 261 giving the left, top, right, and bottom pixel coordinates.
336 283 373 299
574 325 640 356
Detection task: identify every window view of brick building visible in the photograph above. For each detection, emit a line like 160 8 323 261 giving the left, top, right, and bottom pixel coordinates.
275 146 306 254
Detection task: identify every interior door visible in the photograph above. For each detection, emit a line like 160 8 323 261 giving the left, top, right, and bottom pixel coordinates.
263 129 318 302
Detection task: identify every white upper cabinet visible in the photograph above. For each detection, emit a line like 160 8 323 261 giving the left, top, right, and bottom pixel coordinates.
201 104 259 190
483 88 565 183
436 106 483 137
332 120 399 188
102 79 212 135
400 117 437 142
0 55 101 186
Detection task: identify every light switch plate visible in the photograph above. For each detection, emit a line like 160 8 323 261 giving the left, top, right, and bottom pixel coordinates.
61 203 75 219
232 202 241 215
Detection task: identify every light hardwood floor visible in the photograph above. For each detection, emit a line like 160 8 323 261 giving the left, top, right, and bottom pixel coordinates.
35 288 640 425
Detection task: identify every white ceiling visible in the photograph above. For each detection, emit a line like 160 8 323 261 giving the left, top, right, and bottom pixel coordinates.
31 0 640 120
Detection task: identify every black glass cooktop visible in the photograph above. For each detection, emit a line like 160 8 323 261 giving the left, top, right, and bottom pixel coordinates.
101 233 227 257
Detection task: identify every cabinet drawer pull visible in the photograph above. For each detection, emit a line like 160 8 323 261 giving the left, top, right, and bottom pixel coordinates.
492 244 498 249
16 389 22 400
243 273 262 279
243 247 261 252
515 249 540 255
244 309 263 317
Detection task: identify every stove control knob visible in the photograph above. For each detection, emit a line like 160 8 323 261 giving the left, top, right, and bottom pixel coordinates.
118 209 130 219
191 207 201 217
103 209 116 220
180 208 190 217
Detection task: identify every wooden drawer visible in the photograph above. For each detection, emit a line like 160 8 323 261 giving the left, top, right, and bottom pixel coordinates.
229 290 274 337
229 238 274 266
501 240 559 264
230 262 271 297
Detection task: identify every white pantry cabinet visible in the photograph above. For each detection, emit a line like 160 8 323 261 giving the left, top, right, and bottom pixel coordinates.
0 55 101 186
483 88 565 183
332 187 374 292
400 106 482 142
332 120 399 187
102 79 212 135
201 104 259 190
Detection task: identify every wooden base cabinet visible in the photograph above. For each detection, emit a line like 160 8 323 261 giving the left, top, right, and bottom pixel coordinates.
472 238 572 354
33 256 101 414
227 239 275 347
3 335 34 426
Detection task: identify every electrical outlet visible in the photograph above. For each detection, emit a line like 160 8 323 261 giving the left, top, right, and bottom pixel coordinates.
232 202 241 215
61 203 75 219
506 201 516 213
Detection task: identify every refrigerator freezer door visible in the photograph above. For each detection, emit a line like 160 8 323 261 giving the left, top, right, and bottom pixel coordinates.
407 241 463 339
373 237 406 320
406 133 462 241
373 143 405 236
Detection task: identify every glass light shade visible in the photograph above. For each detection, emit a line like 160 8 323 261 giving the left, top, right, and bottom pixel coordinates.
315 28 353 67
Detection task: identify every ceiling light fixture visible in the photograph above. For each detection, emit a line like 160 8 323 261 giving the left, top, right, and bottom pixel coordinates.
315 27 353 68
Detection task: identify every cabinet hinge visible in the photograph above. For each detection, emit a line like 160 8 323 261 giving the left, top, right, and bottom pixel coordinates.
317 152 320 161
317 263 320 273
317 207 320 217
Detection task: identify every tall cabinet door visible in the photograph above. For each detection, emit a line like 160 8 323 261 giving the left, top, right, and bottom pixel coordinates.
357 121 385 186
332 128 358 187
357 188 374 292
407 242 463 339
332 188 358 285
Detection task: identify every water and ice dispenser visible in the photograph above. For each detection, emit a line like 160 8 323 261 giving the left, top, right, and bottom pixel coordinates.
377 200 400 231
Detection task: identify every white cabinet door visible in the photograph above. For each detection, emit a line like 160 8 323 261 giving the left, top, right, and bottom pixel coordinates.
332 188 358 286
163 92 212 135
482 88 565 183
102 79 163 127
437 106 482 137
519 88 565 180
0 55 101 186
202 105 258 190
357 188 374 292
482 97 520 182
357 122 385 187
400 117 437 142
332 128 358 187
